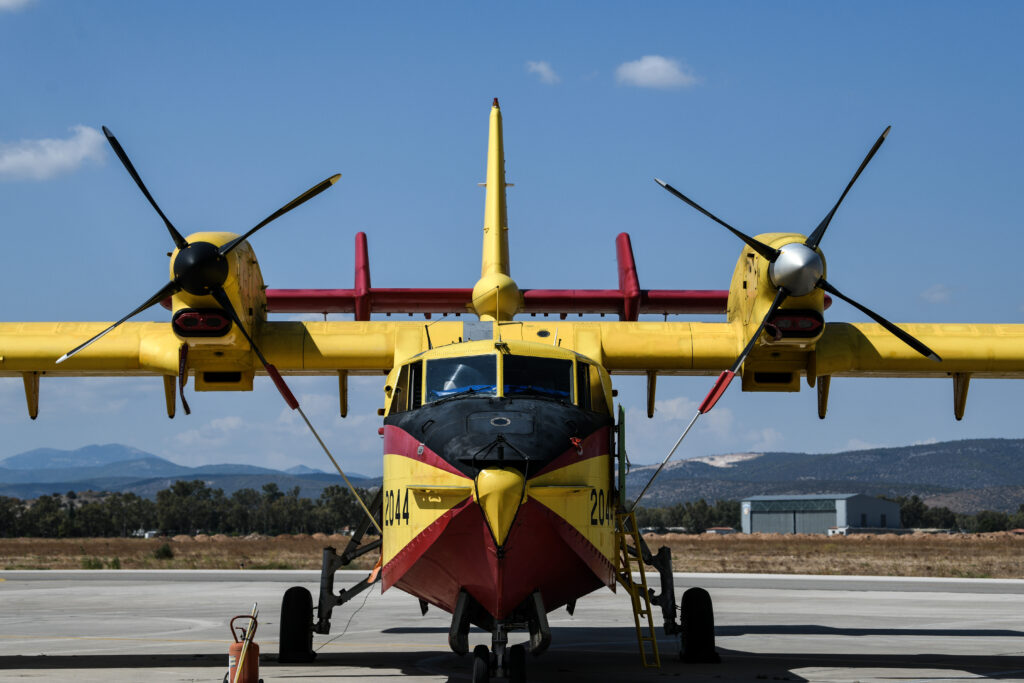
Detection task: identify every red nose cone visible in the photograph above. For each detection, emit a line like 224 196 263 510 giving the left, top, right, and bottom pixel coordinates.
493 97 499 108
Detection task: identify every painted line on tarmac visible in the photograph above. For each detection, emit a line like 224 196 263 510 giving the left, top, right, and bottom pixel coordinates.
0 635 226 644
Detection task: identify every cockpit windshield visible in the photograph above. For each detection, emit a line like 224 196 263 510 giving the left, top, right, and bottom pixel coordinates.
425 355 498 402
503 355 573 402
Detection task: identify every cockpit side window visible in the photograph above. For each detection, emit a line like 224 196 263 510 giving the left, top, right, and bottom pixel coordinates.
425 355 497 402
576 361 592 410
589 364 608 414
504 356 573 402
409 361 423 410
391 360 422 414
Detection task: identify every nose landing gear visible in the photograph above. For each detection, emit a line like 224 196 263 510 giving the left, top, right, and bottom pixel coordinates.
471 640 527 683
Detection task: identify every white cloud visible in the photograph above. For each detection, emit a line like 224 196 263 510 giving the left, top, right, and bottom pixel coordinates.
921 284 950 304
844 438 880 452
0 125 106 181
0 0 35 11
615 55 698 90
526 61 560 85
750 427 783 451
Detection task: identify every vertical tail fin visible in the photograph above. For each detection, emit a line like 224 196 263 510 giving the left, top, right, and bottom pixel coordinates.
481 98 510 278
471 98 520 321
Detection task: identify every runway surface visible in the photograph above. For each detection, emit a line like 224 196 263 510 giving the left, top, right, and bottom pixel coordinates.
1 569 1023 682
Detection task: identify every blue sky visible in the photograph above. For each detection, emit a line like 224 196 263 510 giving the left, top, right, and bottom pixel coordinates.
2 1 1024 474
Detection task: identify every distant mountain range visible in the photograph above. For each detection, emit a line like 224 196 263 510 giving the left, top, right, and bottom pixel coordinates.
0 444 379 501
624 438 1024 513
3 439 1023 514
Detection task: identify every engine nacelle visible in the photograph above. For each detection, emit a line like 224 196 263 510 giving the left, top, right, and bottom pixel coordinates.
726 232 827 392
169 231 267 391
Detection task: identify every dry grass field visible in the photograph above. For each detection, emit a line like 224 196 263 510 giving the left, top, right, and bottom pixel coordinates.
1 532 1022 578
0 533 379 571
650 532 1024 578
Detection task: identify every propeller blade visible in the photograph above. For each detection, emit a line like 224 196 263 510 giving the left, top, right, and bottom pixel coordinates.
633 286 789 508
697 287 790 414
57 280 180 364
210 288 299 409
805 126 891 250
102 126 188 250
817 278 941 361
655 178 781 262
731 286 790 373
220 174 342 256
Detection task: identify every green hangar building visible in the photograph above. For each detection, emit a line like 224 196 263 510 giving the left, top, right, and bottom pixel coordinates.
740 494 902 534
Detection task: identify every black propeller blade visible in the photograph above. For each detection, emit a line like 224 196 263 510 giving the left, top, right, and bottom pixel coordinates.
632 286 790 508
818 278 941 361
220 174 342 256
56 280 180 364
636 127 932 509
805 126 890 250
57 128 340 366
103 126 188 250
209 287 299 408
654 178 780 262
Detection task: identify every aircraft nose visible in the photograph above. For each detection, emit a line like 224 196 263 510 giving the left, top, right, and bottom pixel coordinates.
474 467 526 547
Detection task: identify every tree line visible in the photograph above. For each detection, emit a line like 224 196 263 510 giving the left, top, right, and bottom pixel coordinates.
0 481 372 538
2 485 1022 538
633 495 1024 534
883 495 1024 533
633 499 741 533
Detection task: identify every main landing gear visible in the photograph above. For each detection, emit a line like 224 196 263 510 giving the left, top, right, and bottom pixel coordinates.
278 489 383 664
636 537 721 663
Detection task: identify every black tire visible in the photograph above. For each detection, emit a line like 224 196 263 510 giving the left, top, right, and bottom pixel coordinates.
680 586 720 663
278 586 316 663
472 644 490 683
508 643 526 683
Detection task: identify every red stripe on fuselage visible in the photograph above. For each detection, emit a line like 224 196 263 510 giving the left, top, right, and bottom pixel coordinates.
382 424 465 477
531 426 610 478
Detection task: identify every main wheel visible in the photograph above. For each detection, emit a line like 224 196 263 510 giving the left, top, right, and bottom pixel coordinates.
680 586 720 663
508 643 526 683
279 586 316 663
472 644 490 683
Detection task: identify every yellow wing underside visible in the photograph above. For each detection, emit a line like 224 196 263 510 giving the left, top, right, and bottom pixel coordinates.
3 319 1024 380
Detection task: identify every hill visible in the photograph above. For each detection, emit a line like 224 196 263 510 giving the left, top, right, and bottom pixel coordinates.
0 445 380 500
4 439 1024 513
626 438 1024 513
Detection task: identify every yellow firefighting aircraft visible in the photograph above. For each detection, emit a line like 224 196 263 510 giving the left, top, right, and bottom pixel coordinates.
4 99 1024 683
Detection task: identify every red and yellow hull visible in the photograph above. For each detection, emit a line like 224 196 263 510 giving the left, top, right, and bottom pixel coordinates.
381 423 616 619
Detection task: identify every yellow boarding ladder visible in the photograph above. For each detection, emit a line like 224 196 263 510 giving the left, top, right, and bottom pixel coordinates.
615 511 660 668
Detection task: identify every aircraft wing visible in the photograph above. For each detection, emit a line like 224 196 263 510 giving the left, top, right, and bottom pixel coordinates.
6 319 1024 380
815 322 1024 378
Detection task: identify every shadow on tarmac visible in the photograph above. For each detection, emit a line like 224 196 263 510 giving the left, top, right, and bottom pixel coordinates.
717 623 1024 638
2 626 1023 681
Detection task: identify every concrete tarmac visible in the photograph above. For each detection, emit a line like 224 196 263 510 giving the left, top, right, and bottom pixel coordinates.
1 570 1023 682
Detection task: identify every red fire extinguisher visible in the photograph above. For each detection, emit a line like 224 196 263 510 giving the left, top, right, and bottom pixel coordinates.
226 605 261 683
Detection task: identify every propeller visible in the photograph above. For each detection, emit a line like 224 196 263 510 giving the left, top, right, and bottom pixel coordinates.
635 127 940 510
57 128 379 532
655 125 939 375
56 126 339 364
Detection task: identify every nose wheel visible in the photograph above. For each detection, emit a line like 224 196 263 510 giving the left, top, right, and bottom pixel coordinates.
470 642 527 682
472 644 490 683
